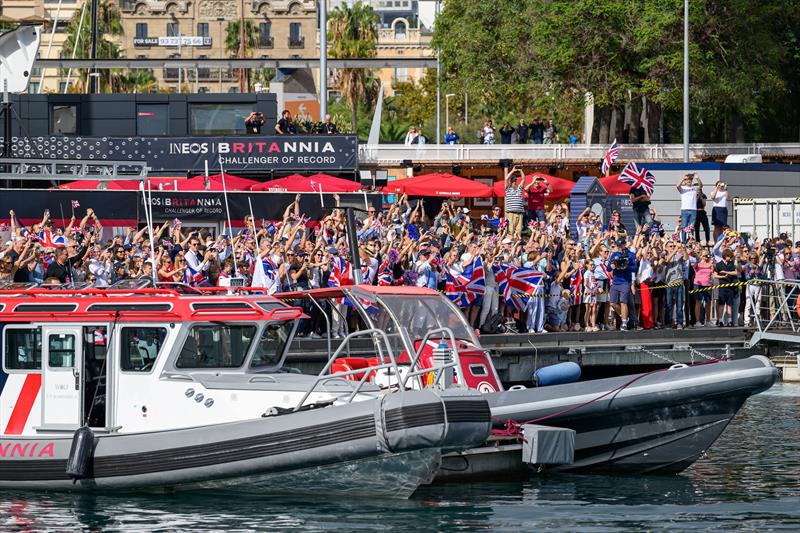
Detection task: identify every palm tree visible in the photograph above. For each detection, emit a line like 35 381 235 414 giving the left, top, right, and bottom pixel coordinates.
225 20 259 92
61 0 124 92
328 1 378 133
115 70 158 93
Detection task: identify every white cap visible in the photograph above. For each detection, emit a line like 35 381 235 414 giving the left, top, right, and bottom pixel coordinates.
502 237 512 244
460 252 473 263
461 207 470 214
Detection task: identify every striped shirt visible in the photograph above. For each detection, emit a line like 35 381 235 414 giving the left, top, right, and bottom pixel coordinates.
505 184 526 213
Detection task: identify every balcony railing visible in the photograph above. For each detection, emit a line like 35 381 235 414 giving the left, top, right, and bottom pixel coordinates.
163 68 234 81
259 36 274 49
357 143 800 164
288 36 305 49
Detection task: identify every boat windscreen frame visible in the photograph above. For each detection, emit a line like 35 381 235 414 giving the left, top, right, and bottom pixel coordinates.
341 287 392 362
164 321 262 373
245 318 299 373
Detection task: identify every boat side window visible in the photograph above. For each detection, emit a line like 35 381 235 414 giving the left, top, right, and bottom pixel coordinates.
3 327 42 371
48 334 76 368
120 327 168 372
176 324 256 369
250 322 293 370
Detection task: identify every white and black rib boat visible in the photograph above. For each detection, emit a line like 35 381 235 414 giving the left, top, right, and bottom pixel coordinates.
0 286 491 497
276 285 779 476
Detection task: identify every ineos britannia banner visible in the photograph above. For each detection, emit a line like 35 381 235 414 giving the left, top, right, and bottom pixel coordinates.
8 135 359 173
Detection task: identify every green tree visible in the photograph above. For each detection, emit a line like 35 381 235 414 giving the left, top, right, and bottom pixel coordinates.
62 0 124 92
433 0 800 143
328 1 378 133
115 69 158 93
225 20 259 92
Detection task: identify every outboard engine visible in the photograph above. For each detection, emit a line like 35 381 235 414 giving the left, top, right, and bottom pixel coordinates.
66 426 96 481
533 362 581 387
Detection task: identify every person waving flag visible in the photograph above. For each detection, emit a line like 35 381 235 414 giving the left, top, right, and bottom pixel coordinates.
618 161 656 196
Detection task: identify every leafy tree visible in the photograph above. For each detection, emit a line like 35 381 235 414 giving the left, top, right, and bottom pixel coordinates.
328 1 378 132
433 0 800 143
61 0 124 92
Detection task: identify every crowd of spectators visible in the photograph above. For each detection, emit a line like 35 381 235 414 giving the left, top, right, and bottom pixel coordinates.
0 171 792 336
245 110 338 136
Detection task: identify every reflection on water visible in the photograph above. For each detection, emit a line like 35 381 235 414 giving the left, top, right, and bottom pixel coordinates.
0 385 798 532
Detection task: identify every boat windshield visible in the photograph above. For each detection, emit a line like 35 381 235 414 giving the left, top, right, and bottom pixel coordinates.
349 287 479 345
249 321 294 371
175 324 256 369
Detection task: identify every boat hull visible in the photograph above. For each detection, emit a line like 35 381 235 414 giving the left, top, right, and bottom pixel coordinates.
486 355 779 474
0 389 491 497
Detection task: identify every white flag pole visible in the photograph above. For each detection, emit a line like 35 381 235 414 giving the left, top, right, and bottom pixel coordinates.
218 158 238 277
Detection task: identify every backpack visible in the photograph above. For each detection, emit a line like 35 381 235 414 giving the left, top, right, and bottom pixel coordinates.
481 312 505 334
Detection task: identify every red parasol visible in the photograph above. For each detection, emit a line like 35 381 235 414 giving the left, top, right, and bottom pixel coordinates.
492 173 576 201
598 174 632 195
180 173 260 191
252 173 362 192
382 173 494 198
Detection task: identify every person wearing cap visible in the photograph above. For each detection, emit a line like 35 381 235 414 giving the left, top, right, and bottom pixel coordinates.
503 166 526 238
676 173 700 243
607 237 637 331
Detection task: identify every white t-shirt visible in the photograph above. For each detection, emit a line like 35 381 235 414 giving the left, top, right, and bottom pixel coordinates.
712 190 728 209
679 185 697 211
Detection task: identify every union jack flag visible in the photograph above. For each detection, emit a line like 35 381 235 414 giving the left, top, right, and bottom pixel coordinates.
492 263 544 312
71 200 80 209
377 259 393 286
183 263 208 286
601 139 618 175
327 256 353 288
445 257 486 308
618 161 656 196
38 229 66 248
570 267 584 305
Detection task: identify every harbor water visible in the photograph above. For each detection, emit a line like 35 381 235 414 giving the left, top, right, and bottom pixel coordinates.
1 384 797 532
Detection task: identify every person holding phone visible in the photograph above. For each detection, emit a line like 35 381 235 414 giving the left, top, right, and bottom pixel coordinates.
504 165 526 238
711 180 729 241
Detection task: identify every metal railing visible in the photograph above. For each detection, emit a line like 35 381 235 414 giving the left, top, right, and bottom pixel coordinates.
0 158 148 181
288 37 305 49
293 328 400 411
358 143 800 164
401 327 463 389
748 279 800 346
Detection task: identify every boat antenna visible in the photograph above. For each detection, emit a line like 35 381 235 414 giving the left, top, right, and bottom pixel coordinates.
218 157 238 277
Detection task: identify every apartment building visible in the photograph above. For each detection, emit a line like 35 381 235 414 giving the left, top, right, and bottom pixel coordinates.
117 0 317 93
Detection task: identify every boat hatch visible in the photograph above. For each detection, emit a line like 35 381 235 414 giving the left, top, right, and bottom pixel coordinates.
14 303 79 313
87 303 173 312
256 302 285 312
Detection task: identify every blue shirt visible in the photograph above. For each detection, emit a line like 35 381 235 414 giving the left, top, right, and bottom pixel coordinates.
444 132 459 144
607 249 637 285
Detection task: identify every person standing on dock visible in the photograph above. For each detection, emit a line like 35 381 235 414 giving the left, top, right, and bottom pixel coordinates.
607 238 637 331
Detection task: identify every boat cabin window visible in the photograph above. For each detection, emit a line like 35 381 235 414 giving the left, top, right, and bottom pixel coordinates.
176 324 256 369
4 327 42 371
48 334 76 368
120 327 168 372
250 322 293 369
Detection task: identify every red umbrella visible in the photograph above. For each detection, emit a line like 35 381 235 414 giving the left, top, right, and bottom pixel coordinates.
180 173 260 191
252 173 363 192
383 173 494 198
492 173 576 201
599 174 632 195
307 173 363 192
58 179 139 190
252 174 310 192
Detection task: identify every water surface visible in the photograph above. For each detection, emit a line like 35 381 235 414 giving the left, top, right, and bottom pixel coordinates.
1 384 797 532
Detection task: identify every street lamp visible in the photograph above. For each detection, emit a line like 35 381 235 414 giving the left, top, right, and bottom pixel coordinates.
445 93 455 133
683 0 689 162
